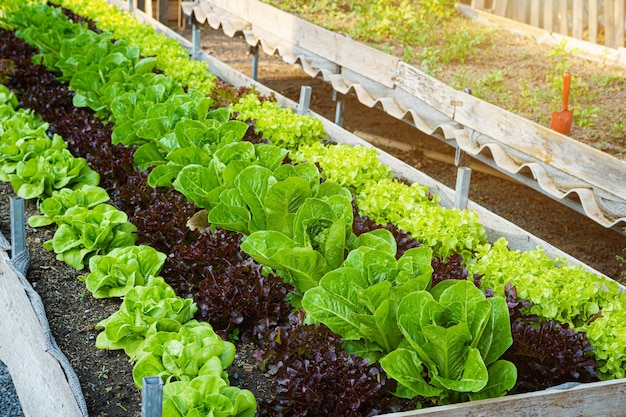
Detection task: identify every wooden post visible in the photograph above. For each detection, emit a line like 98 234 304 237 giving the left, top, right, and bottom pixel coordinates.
157 0 168 25
614 0 625 48
558 0 568 35
472 0 485 9
493 0 508 16
572 0 584 39
543 0 554 32
605 0 615 47
588 0 598 43
530 0 540 27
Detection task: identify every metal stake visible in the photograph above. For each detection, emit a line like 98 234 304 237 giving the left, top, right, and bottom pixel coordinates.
191 23 201 60
453 147 472 210
10 197 26 259
298 86 312 115
141 377 163 417
333 90 344 127
249 45 259 81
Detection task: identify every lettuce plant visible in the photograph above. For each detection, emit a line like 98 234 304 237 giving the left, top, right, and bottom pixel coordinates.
132 319 235 388
356 178 488 258
380 280 516 406
79 245 167 298
52 0 217 93
162 375 257 417
292 141 393 193
231 94 326 149
95 276 197 359
42 203 137 269
28 185 110 227
303 234 434 361
468 238 621 328
9 147 100 200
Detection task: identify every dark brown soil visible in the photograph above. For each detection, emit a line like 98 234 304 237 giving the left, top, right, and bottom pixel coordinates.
1 21 625 417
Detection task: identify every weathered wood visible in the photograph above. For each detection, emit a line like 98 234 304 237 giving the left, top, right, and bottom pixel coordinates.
558 0 568 35
471 0 485 9
588 0 598 43
395 61 626 204
195 0 399 88
0 249 83 417
493 0 508 16
157 0 168 24
529 0 540 27
572 0 584 39
614 1 623 46
543 0 554 31
381 379 626 416
605 0 616 48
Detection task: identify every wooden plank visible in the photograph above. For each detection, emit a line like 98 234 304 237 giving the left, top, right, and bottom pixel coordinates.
558 0 568 35
572 0 584 39
605 0 615 47
588 0 598 43
514 0 528 23
472 0 485 9
205 0 399 88
0 249 83 417
493 0 508 16
395 62 626 201
543 0 554 31
382 379 626 416
157 0 168 24
530 0 540 27
613 0 624 48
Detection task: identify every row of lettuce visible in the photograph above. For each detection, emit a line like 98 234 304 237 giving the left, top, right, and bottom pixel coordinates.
1 0 625 411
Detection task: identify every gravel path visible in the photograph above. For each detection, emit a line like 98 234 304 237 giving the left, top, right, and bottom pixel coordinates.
0 360 24 417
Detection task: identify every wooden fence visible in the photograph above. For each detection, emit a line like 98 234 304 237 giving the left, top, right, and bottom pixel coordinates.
464 0 625 48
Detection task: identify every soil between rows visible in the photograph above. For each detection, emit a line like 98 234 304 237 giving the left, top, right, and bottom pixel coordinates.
1 20 625 417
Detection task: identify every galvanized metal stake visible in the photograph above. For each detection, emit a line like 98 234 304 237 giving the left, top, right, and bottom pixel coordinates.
191 22 201 60
453 147 472 210
298 86 312 115
454 167 472 210
10 197 26 259
249 45 259 81
141 377 163 417
333 90 344 127
128 0 134 12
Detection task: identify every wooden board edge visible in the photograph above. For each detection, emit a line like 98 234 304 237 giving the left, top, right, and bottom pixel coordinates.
0 249 83 417
379 378 626 417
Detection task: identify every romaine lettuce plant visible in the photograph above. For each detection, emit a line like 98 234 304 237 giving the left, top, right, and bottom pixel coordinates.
380 280 517 406
302 236 434 361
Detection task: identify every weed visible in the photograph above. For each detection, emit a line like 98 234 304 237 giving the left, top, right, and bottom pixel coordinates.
575 106 600 128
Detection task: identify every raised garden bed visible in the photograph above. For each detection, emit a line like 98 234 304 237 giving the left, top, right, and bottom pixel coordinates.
181 0 626 231
1 1 626 416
